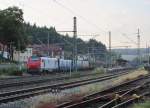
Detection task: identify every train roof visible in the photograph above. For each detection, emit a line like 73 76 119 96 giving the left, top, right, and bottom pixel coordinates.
40 57 58 60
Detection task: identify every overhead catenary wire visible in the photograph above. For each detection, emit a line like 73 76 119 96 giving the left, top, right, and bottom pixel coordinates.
3 0 112 45
16 1 105 46
53 0 132 48
110 27 138 47
122 33 137 45
53 0 107 34
2 0 136 50
17 0 59 26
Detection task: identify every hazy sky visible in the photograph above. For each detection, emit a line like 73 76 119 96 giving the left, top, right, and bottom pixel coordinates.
0 0 150 48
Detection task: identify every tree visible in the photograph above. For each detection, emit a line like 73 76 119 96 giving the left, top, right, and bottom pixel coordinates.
0 6 28 61
24 23 107 60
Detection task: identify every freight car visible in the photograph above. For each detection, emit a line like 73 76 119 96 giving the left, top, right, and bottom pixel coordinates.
27 56 90 74
107 66 134 73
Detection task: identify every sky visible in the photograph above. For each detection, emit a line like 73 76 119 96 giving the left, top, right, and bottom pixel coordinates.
0 0 150 48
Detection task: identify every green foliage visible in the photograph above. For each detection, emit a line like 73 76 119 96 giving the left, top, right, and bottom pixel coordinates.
24 23 107 60
0 6 107 61
93 67 106 74
0 6 27 50
0 66 23 76
133 101 150 108
70 72 81 78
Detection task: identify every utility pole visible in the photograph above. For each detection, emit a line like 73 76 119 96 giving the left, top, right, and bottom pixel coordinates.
92 42 95 67
146 43 147 64
148 45 150 65
56 17 78 74
146 43 150 65
137 28 141 64
73 17 77 72
18 41 21 70
109 31 111 67
47 32 50 57
9 42 14 61
78 34 99 67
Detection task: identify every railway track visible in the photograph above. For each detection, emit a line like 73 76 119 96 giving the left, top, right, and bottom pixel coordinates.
112 92 150 108
0 69 133 92
0 70 133 104
0 68 134 86
0 71 106 90
55 74 150 108
99 82 150 108
0 70 95 85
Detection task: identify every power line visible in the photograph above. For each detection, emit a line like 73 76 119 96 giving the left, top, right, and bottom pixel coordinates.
109 46 131 49
122 33 137 45
111 28 138 46
18 1 104 41
73 17 77 72
53 0 107 33
57 17 78 72
17 0 57 26
109 31 112 67
78 34 100 40
137 28 141 64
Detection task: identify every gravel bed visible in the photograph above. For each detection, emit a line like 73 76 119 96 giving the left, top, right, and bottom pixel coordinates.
0 73 100 93
0 78 116 108
0 70 98 85
0 69 146 108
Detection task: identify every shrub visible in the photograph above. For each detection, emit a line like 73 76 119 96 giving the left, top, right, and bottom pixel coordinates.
93 67 106 74
72 72 81 77
0 65 24 76
133 101 150 108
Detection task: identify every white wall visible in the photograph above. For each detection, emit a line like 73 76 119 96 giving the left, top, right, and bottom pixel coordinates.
13 48 32 62
0 51 9 59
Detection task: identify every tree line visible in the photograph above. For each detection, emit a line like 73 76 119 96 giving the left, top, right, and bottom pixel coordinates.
0 6 28 61
0 6 107 61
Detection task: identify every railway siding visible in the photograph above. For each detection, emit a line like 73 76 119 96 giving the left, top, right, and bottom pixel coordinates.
0 68 147 108
55 71 150 108
29 69 149 108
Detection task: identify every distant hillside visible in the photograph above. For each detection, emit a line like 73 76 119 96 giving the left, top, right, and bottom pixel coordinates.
113 48 148 55
24 23 107 60
113 48 149 61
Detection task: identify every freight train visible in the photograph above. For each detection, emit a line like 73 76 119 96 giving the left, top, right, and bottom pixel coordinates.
27 56 90 74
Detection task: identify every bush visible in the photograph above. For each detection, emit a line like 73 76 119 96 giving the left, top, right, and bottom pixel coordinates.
0 66 24 76
133 101 150 108
72 72 81 77
93 67 106 74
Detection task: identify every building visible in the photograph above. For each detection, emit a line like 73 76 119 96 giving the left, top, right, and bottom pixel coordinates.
116 59 128 66
0 43 9 59
0 43 32 62
13 44 63 62
31 44 64 58
13 48 33 62
78 54 88 60
0 51 9 59
0 43 3 51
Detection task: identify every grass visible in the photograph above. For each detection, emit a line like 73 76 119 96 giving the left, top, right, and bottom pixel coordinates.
112 68 148 85
133 101 150 108
93 67 106 74
0 66 19 76
29 68 149 108
0 65 26 76
65 67 106 79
